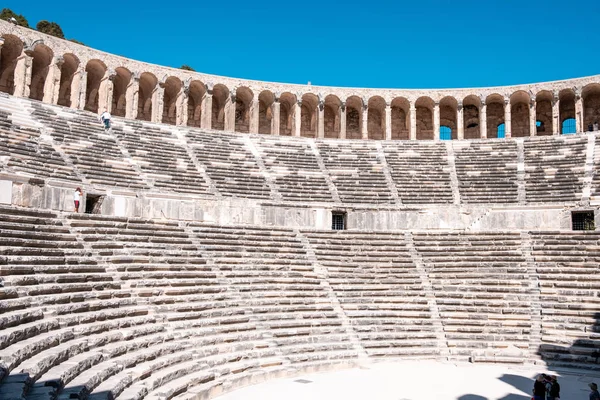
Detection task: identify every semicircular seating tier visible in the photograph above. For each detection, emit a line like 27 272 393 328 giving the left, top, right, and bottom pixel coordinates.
0 204 599 400
0 94 599 209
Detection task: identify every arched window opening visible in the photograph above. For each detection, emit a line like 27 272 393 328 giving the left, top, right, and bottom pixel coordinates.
562 118 576 134
440 126 452 140
497 123 505 138
536 120 544 133
467 123 478 129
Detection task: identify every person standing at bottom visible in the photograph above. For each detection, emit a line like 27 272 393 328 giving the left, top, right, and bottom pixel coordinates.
532 375 546 400
590 383 600 400
74 187 82 213
547 376 560 400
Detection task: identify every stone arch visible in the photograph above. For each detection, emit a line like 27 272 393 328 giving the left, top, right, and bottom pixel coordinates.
235 86 253 133
510 90 530 137
279 92 295 136
535 90 553 136
187 80 205 128
367 96 386 140
57 53 79 107
485 93 505 138
583 83 600 130
345 95 363 139
258 90 274 134
324 94 341 138
415 96 434 140
300 93 318 138
559 88 576 134
391 97 409 140
0 35 24 95
440 96 458 140
28 43 53 101
162 76 182 125
211 84 229 131
111 67 131 117
462 95 481 139
84 59 107 113
137 72 157 121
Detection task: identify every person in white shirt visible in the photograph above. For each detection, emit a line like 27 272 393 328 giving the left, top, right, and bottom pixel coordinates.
100 110 112 130
74 187 82 212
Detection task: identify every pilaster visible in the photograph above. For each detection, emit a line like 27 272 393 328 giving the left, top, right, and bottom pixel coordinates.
480 101 487 138
126 74 139 119
224 91 236 132
504 98 512 138
14 52 32 98
293 99 301 137
529 97 536 137
151 84 164 123
575 88 583 132
409 103 416 140
479 101 487 139
385 104 392 140
339 102 346 139
361 103 368 139
201 90 213 129
317 100 325 139
271 99 280 135
177 85 188 126
249 98 259 134
552 91 559 135
433 101 440 141
457 101 464 140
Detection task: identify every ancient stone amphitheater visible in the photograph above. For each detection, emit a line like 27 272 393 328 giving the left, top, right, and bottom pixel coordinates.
0 19 599 400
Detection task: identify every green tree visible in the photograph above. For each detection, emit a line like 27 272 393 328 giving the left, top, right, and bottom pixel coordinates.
180 65 195 72
0 8 30 28
36 20 65 39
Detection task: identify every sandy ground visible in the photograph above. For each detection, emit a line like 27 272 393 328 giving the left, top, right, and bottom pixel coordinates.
215 361 600 400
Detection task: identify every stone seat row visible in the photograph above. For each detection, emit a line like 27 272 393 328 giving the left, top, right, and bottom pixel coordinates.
1 95 598 206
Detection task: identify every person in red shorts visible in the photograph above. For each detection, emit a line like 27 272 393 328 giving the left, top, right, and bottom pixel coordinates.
74 187 82 212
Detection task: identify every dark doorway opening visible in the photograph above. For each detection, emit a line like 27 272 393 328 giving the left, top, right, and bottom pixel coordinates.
85 194 104 214
572 211 595 231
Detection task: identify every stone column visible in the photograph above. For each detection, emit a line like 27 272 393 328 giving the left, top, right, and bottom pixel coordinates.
125 74 139 119
457 101 464 140
317 101 325 139
385 104 392 140
504 99 512 138
249 98 260 134
178 86 188 126
480 102 487 139
529 98 537 137
410 103 417 140
361 103 368 139
201 90 213 129
41 56 62 104
340 102 346 139
75 70 87 111
14 52 32 98
433 101 440 141
224 92 236 132
552 92 559 135
575 88 583 132
293 99 301 137
271 99 280 135
98 71 114 113
151 84 164 123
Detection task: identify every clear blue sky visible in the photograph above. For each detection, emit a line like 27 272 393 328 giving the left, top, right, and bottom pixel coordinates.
6 0 600 89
